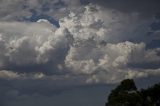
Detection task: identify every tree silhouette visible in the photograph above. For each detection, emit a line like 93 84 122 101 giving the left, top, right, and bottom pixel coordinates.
106 79 160 106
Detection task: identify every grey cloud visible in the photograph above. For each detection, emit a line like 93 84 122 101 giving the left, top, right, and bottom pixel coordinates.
0 78 112 106
0 20 73 74
0 1 160 106
0 0 83 21
91 0 160 18
0 4 160 83
0 0 160 21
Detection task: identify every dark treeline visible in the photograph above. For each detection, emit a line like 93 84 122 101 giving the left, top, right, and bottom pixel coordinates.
106 79 160 106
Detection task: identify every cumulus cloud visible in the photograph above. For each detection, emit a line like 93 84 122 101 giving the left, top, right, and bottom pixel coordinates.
65 41 160 83
0 20 73 75
0 4 159 84
59 4 153 44
0 2 160 106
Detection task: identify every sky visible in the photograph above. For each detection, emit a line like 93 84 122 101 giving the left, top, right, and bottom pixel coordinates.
0 0 160 106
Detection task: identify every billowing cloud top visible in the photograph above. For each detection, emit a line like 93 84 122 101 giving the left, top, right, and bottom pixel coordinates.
0 0 160 105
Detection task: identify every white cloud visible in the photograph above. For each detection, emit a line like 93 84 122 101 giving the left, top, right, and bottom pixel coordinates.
65 41 160 83
0 20 73 66
0 70 47 80
59 4 152 44
0 3 159 85
0 70 19 79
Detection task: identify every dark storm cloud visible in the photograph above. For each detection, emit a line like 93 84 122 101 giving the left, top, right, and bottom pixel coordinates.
91 0 160 18
0 75 89 105
128 62 160 69
1 76 160 106
0 77 113 106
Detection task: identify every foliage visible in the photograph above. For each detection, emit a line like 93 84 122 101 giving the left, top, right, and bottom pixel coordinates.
106 79 160 106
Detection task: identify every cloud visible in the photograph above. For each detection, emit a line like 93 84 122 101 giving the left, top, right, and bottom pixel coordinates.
0 4 159 84
0 0 84 21
59 4 154 44
65 41 160 83
0 70 46 80
91 0 160 18
0 20 73 74
0 70 19 79
0 0 160 28
0 1 160 106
